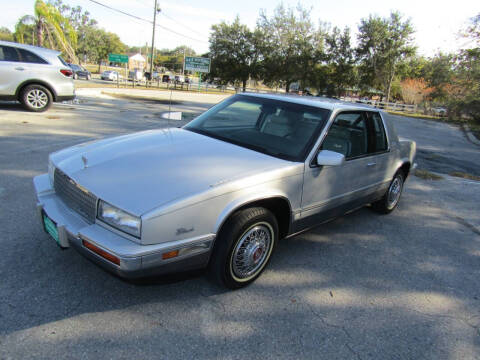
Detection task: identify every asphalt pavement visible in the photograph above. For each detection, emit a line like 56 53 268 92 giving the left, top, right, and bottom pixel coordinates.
0 91 479 360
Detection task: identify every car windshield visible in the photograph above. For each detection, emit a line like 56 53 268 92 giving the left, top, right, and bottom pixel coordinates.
184 95 331 161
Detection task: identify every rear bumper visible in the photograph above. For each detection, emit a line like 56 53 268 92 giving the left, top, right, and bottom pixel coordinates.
34 173 214 279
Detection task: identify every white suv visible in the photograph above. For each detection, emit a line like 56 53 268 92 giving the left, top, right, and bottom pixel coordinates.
0 41 75 112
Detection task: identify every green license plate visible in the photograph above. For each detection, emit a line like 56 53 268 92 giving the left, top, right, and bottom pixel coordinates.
43 212 59 244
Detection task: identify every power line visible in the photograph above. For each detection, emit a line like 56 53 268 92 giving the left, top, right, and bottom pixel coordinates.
86 0 208 44
160 11 205 38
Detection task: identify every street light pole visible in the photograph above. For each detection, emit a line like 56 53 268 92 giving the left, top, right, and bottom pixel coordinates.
150 0 160 78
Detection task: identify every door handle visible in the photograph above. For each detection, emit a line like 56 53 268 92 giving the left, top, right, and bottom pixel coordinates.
367 162 377 167
15 67 25 71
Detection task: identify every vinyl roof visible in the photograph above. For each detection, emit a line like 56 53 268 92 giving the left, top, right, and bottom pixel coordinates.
241 92 378 112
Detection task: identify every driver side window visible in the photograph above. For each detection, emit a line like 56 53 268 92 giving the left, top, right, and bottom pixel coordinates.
322 112 368 159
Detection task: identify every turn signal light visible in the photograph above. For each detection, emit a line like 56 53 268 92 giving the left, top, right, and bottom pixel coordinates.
162 250 179 260
60 69 73 77
82 240 120 265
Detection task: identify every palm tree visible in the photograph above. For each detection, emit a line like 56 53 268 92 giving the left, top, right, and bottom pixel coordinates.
14 15 36 45
14 0 77 62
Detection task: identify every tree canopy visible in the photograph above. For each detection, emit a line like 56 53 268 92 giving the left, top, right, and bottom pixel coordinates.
356 12 416 102
208 17 261 90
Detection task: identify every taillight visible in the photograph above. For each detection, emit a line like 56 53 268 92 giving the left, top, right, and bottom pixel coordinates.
60 69 73 77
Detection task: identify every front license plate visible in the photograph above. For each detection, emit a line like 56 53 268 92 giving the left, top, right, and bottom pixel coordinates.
42 212 59 245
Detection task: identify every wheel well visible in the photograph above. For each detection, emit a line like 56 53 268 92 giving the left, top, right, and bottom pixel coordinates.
236 197 292 239
399 162 411 178
16 81 57 101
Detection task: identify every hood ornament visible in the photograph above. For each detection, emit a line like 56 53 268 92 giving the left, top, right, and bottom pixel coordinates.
81 155 88 169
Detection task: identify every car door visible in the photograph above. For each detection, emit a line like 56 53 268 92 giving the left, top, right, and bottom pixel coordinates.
0 45 26 96
298 110 375 229
364 111 394 199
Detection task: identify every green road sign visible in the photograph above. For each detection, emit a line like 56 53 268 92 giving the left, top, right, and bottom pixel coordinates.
108 53 128 63
184 56 210 73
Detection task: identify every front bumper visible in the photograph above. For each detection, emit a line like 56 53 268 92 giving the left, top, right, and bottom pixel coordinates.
34 174 214 278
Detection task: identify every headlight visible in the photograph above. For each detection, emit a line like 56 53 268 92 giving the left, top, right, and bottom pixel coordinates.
97 200 141 238
48 158 55 186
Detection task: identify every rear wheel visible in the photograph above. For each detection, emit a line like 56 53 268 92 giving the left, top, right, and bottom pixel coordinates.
371 171 404 214
20 84 53 112
209 207 278 289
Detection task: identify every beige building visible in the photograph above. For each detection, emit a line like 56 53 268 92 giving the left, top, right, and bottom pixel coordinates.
128 53 147 70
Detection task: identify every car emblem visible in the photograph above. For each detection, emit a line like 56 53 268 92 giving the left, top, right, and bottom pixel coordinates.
82 155 88 169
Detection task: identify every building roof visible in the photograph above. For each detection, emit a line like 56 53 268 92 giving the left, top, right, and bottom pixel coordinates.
129 53 146 62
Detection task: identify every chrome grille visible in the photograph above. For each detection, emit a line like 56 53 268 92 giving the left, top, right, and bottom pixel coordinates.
54 168 97 223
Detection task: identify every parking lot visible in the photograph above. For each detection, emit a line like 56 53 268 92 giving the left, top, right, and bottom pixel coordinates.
1 89 479 359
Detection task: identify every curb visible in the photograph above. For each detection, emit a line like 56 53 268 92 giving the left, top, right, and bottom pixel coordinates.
463 125 480 146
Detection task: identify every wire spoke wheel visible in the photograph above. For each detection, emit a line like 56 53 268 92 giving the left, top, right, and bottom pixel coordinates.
230 223 273 281
387 176 403 210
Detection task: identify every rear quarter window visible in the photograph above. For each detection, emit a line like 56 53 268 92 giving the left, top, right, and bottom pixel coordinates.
18 48 48 64
370 112 388 152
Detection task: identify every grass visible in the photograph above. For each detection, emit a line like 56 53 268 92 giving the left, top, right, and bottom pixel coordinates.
449 171 480 181
414 169 444 180
466 122 480 141
387 111 444 120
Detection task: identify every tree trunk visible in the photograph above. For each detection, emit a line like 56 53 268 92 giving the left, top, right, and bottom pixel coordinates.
36 19 43 47
385 68 396 104
286 82 291 93
98 61 101 73
242 79 247 92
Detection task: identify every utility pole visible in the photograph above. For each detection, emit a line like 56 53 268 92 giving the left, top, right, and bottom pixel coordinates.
150 0 160 77
183 47 186 76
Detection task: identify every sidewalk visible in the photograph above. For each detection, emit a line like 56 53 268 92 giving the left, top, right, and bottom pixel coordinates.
76 87 231 105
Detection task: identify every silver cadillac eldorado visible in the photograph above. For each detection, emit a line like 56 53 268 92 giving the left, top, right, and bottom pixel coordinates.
34 93 416 288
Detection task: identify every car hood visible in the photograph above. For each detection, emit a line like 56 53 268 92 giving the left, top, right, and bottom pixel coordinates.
52 128 293 216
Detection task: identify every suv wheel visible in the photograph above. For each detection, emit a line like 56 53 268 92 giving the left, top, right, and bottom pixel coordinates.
20 84 53 112
209 207 278 289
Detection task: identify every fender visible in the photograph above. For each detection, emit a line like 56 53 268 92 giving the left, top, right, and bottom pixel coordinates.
15 79 58 101
213 190 292 235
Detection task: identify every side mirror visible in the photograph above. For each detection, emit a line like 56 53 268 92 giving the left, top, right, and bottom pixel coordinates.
316 150 345 166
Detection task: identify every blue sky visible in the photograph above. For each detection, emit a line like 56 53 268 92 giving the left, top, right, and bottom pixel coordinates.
2 0 478 56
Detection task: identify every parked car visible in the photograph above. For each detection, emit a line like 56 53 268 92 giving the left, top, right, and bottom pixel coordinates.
68 63 91 80
144 71 160 81
34 94 416 288
432 107 447 116
128 70 144 81
101 70 122 81
174 75 185 83
0 40 75 112
162 74 173 83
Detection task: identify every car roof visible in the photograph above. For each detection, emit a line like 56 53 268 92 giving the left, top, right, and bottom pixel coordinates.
240 92 379 112
0 40 61 57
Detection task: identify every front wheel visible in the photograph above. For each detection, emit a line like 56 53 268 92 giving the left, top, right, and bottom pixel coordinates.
209 207 278 289
20 84 53 112
371 172 404 214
